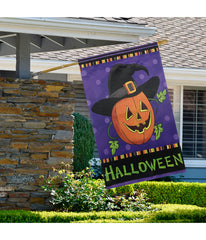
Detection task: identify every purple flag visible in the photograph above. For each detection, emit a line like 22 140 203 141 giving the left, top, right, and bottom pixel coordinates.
79 42 185 189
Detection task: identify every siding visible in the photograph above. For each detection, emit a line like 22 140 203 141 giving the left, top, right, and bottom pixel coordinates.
73 81 90 119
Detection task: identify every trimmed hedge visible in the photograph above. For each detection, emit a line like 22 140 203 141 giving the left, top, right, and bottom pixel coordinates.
0 209 147 223
0 204 206 223
0 210 42 223
133 181 206 207
150 204 206 223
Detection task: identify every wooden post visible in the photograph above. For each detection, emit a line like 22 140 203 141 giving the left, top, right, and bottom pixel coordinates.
16 33 31 79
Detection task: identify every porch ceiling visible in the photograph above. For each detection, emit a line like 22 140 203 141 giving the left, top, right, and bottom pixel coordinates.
0 17 156 56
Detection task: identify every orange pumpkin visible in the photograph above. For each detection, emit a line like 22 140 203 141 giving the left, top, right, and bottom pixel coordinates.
111 92 154 145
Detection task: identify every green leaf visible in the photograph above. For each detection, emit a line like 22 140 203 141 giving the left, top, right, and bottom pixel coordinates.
163 89 167 95
109 140 119 155
154 123 163 140
157 89 167 103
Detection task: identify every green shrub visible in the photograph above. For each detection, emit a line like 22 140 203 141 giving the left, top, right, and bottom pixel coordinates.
115 184 134 196
42 168 151 212
72 113 95 172
0 210 43 223
148 204 206 223
133 181 206 207
42 168 206 212
0 210 146 223
1 205 206 223
42 168 109 212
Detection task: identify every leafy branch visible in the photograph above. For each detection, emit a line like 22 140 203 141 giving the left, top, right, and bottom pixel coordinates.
157 89 167 103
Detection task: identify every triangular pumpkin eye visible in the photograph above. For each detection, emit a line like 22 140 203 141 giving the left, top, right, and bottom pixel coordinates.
136 112 142 121
126 106 133 120
140 101 148 112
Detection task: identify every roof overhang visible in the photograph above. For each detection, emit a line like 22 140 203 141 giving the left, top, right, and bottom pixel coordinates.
0 17 156 43
0 17 156 79
165 67 206 86
1 58 205 83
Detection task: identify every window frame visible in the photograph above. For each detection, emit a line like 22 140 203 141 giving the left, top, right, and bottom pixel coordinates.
182 87 206 160
165 67 206 168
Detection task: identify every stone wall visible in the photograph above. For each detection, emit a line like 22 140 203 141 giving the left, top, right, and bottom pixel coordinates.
0 77 74 210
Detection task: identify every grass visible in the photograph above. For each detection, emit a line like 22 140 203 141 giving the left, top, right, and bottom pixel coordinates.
1 204 206 223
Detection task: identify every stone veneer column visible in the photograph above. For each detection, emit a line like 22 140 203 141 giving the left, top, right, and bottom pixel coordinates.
0 77 74 210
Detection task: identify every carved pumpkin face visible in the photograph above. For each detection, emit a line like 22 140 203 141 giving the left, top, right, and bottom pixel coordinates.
111 92 154 145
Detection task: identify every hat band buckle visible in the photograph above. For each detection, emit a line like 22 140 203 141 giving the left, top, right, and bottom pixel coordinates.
123 81 136 95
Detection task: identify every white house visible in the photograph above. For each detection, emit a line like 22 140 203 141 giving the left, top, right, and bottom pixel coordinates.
0 17 206 182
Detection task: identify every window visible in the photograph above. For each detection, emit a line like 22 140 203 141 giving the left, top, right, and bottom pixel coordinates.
182 88 206 159
168 88 174 109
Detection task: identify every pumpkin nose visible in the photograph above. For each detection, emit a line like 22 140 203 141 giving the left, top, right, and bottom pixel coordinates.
136 112 141 121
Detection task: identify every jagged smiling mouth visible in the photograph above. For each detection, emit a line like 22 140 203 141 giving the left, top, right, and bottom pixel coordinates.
123 112 151 134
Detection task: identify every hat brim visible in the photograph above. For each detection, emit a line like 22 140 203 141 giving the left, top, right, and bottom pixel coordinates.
92 76 160 116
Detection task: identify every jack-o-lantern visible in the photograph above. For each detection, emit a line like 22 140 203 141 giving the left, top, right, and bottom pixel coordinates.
91 63 160 146
112 92 155 145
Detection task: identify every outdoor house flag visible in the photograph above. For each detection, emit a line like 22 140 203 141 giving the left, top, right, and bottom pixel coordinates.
78 42 185 189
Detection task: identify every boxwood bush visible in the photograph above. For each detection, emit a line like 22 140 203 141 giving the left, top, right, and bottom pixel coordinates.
133 181 206 207
1 205 206 223
149 204 206 223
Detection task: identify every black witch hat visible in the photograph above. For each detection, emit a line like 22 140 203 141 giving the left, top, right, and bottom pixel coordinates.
92 63 160 116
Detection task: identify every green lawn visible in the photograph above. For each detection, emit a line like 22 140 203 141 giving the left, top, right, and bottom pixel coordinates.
1 204 206 223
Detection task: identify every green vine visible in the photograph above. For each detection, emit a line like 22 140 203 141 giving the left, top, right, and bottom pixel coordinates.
157 89 167 103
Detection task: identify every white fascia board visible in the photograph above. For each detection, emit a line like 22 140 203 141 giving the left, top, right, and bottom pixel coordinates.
0 57 15 71
30 59 81 75
0 57 80 75
0 17 156 43
165 67 206 86
1 59 206 80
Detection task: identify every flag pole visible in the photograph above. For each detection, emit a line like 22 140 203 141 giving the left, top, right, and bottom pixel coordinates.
31 40 168 78
31 61 78 77
157 39 168 46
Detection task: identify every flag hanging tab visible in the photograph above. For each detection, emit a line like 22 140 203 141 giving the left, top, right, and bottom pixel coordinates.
78 42 185 189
